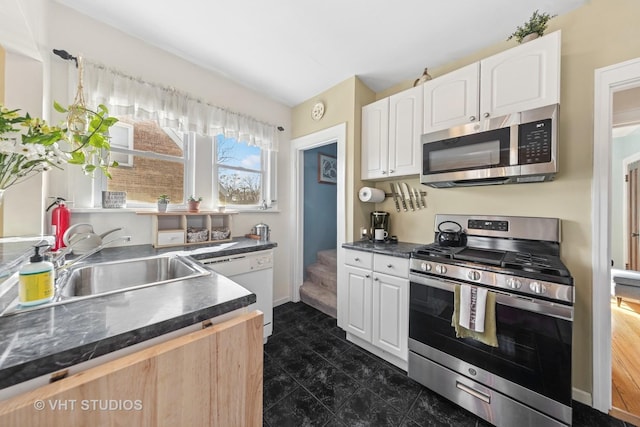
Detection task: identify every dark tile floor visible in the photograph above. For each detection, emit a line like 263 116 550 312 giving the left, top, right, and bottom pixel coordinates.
263 301 636 427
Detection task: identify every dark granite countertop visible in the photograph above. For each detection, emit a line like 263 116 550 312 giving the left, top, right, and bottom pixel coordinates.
342 240 424 258
0 237 277 390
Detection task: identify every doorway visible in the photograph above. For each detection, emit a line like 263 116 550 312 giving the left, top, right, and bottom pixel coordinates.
289 124 346 307
610 91 640 423
592 58 640 423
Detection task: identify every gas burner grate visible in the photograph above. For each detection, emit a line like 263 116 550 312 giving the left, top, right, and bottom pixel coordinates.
502 252 570 277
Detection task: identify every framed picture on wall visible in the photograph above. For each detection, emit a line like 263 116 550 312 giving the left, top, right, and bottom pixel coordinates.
318 153 337 184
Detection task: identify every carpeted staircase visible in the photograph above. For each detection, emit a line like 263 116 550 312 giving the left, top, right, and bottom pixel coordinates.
300 249 337 318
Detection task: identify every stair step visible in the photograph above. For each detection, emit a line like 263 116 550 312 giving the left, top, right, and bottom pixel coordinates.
306 262 337 293
317 249 337 269
299 281 336 319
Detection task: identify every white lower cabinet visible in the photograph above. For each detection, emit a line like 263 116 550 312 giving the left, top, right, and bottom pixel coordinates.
372 271 408 361
342 249 409 369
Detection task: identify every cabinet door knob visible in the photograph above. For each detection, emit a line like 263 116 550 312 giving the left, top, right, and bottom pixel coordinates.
483 112 490 118
365 274 371 278
469 116 476 122
381 171 387 175
389 170 395 174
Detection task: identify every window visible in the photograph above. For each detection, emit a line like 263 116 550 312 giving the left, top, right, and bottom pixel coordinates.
214 136 276 209
98 117 192 205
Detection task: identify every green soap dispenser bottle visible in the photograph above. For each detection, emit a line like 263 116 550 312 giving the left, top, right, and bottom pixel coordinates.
19 245 55 306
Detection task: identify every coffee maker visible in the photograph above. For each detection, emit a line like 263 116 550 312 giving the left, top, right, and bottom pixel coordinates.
370 211 390 242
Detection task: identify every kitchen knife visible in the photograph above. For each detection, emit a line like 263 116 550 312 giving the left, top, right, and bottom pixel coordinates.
402 182 415 211
389 183 401 212
412 187 421 209
395 183 407 211
418 189 427 208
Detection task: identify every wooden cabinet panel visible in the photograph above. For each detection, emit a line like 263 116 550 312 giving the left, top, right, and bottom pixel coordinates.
0 311 263 427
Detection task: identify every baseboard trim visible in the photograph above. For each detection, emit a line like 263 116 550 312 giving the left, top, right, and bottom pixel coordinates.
273 296 291 307
610 407 640 426
572 387 592 406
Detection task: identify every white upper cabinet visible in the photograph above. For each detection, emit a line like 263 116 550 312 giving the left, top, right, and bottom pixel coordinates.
361 98 389 180
423 63 480 133
388 85 423 177
422 31 561 134
362 85 422 180
480 30 561 118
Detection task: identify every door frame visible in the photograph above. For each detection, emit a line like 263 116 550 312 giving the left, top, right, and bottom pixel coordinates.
289 123 346 302
592 57 640 412
623 153 640 269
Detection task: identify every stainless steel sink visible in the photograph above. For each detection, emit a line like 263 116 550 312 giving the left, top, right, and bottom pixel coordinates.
56 254 210 300
0 254 211 316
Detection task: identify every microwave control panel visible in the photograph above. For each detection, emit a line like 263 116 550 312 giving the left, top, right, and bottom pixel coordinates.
518 118 552 164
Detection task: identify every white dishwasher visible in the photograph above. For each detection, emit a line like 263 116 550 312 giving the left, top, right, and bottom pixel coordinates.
199 250 273 342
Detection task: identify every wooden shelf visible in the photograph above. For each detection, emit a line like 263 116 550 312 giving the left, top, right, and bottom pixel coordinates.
137 211 238 248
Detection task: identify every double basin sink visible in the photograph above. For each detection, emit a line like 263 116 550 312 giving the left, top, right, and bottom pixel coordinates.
1 254 211 315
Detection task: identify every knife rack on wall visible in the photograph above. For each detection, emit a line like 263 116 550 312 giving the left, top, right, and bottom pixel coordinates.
387 182 427 212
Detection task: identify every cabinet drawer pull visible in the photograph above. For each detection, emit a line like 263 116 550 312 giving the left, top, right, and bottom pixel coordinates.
354 257 360 262
386 264 393 268
456 381 490 404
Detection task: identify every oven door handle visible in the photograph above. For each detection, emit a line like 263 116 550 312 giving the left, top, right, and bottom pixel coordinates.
456 381 491 404
410 273 573 321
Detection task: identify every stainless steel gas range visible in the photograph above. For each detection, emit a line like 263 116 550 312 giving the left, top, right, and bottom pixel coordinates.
408 214 573 427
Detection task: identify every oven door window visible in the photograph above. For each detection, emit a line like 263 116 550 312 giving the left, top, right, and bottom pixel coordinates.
422 127 511 175
409 282 572 405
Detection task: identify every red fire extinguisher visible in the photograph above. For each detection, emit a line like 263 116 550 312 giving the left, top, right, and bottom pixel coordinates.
47 197 71 251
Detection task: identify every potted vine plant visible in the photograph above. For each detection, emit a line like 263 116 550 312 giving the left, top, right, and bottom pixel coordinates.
0 102 118 195
507 10 556 43
157 194 170 212
187 195 202 212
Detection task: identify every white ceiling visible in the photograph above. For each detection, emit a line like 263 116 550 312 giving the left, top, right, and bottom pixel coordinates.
54 0 587 107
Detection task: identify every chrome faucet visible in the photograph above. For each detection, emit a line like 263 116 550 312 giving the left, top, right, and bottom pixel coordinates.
47 233 95 269
56 235 132 271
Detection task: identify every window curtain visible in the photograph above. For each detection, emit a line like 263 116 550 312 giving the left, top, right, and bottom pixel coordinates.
82 60 279 151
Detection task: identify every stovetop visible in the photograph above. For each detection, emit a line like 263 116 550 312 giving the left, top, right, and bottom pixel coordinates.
412 243 573 285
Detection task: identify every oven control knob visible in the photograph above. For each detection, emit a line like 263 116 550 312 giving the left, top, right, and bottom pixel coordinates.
435 265 447 274
467 270 481 281
420 262 432 272
507 278 522 289
529 281 546 294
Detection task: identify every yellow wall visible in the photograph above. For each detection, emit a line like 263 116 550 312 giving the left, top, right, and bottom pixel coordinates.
371 0 640 394
0 44 5 102
292 76 376 241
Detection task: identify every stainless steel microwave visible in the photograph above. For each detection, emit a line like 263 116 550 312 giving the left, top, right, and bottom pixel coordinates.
420 104 558 188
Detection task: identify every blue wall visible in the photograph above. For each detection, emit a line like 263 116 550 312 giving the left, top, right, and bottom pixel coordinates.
303 143 337 277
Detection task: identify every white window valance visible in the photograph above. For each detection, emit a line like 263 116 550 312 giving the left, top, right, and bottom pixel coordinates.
82 60 279 151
